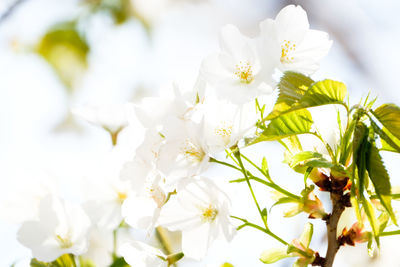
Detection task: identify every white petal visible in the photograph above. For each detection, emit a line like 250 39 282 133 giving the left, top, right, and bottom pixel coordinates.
182 223 215 260
275 5 309 43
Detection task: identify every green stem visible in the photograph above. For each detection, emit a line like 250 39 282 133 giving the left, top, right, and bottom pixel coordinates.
380 230 400 237
156 226 173 255
240 153 273 182
112 228 118 259
70 255 77 267
234 149 268 229
231 216 288 246
230 177 300 200
209 157 241 172
371 193 400 200
311 132 336 162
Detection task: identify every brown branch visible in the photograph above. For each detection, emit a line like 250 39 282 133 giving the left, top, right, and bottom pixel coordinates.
322 192 346 267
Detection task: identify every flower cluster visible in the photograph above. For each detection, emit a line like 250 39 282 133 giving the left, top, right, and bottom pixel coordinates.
8 3 400 267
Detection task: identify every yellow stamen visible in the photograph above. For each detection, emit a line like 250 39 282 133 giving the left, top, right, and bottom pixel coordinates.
201 204 218 222
234 61 254 84
281 40 296 63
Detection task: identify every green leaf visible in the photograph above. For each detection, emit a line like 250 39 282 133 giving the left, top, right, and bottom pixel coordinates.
370 119 400 153
261 157 268 173
259 109 313 142
378 212 389 234
37 21 89 91
299 223 313 248
30 259 50 267
362 197 380 246
260 247 289 264
270 197 298 212
300 80 347 108
284 151 333 171
261 208 268 227
353 123 369 199
267 72 314 120
109 257 129 267
373 104 400 141
366 143 396 224
167 252 184 265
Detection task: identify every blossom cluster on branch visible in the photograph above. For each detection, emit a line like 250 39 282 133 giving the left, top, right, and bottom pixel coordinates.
6 4 400 267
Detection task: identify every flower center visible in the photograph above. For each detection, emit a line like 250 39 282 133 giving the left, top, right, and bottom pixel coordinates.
214 121 233 145
234 61 254 84
147 183 166 208
281 40 296 63
181 139 205 163
201 204 218 223
56 234 73 249
116 191 128 204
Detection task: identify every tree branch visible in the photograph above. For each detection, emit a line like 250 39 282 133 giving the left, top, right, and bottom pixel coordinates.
322 192 346 267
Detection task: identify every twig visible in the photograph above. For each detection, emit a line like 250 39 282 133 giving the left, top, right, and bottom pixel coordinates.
0 0 28 24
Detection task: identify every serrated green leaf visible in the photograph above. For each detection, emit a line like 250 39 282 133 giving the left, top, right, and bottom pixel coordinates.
260 247 289 264
373 104 400 141
300 80 347 107
259 109 313 142
370 119 400 153
354 123 369 199
267 72 314 120
366 143 396 224
299 223 313 248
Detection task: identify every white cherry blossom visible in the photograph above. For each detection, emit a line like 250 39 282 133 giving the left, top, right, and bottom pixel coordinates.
121 163 168 231
158 177 236 260
134 83 197 129
200 24 278 104
156 118 209 181
17 195 91 262
197 98 258 154
120 241 167 267
72 103 130 133
259 5 332 75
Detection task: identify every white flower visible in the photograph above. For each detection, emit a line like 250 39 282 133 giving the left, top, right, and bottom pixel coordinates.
0 169 56 224
197 98 258 154
157 118 209 181
121 163 167 231
200 24 277 104
134 83 197 129
120 241 167 267
260 5 332 75
135 128 165 164
158 177 236 260
81 148 134 230
72 104 131 144
17 195 91 262
82 176 131 230
81 226 113 267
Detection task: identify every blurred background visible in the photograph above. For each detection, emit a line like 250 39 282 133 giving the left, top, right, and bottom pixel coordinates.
1 0 400 266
